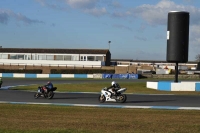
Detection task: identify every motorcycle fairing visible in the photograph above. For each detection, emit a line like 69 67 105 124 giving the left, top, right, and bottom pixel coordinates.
117 88 127 93
101 90 117 102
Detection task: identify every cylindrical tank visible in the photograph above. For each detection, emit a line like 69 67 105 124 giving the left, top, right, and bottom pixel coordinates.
166 11 190 63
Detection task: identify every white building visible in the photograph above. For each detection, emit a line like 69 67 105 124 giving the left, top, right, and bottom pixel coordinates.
0 48 111 67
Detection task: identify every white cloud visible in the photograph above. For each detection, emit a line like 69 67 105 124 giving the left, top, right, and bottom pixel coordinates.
36 0 68 11
35 0 46 6
110 1 122 8
65 0 98 9
34 0 200 53
123 0 200 56
111 11 130 18
128 0 200 25
84 7 107 17
129 0 177 25
65 0 108 17
0 10 9 24
190 25 200 47
36 0 107 17
0 9 44 25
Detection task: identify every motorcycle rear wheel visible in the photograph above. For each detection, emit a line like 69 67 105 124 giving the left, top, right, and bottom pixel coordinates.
116 94 127 103
99 95 106 103
47 91 54 99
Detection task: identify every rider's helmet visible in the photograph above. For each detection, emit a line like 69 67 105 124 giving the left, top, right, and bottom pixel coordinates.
111 81 116 86
47 81 51 84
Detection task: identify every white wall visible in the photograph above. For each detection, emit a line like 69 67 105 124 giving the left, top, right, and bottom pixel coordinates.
171 82 196 91
146 82 158 89
0 59 104 66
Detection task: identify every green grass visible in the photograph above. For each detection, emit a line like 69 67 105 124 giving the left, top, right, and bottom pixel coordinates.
0 104 200 133
11 82 200 95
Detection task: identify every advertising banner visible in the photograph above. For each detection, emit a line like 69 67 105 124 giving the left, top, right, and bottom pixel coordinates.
93 74 103 79
128 74 138 79
102 74 113 79
102 74 139 79
119 74 129 79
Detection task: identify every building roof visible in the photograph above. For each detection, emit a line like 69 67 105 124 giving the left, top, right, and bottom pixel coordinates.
0 48 110 55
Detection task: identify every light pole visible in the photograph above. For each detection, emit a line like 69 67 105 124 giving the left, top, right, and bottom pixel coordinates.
108 41 111 51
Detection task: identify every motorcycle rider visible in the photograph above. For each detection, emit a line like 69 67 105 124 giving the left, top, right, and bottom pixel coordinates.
107 81 121 96
44 81 53 93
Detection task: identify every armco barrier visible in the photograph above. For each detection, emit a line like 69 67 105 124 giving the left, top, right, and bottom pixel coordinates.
146 81 200 91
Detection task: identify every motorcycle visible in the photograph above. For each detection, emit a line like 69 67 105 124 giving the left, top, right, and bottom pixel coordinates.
34 86 57 99
99 87 127 103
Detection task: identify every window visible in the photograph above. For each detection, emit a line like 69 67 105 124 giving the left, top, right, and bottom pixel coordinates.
2 54 8 59
18 55 24 60
55 55 63 60
32 54 37 60
64 55 71 61
27 55 31 60
38 55 46 60
87 56 95 61
72 55 79 61
10 54 17 59
81 56 86 61
24 54 31 60
96 56 103 61
46 55 54 60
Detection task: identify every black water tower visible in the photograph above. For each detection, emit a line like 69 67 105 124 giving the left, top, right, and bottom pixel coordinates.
166 11 190 82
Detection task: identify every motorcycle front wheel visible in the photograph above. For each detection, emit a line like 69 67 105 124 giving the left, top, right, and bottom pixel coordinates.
34 93 39 99
99 94 106 103
116 94 127 103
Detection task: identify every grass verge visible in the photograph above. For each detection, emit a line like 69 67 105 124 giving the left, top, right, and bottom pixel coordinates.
0 104 200 133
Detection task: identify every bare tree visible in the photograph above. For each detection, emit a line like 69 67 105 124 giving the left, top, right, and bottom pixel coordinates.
195 54 200 62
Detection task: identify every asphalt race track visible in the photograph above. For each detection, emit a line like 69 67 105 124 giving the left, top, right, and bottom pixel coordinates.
1 78 200 110
1 78 148 87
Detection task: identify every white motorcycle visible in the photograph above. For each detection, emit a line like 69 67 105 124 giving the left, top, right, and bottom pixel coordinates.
99 87 127 103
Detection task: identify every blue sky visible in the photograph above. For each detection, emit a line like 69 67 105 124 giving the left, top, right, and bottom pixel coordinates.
1 0 200 61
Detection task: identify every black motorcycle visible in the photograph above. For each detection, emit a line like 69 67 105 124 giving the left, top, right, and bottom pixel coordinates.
34 86 57 99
